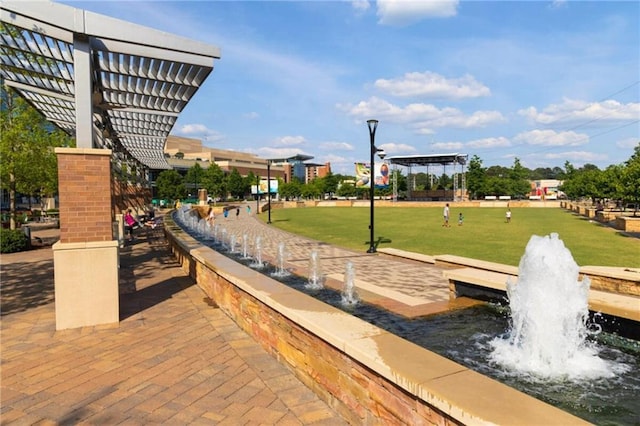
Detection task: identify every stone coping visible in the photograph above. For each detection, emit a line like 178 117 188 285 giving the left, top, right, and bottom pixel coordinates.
165 219 589 425
443 268 640 322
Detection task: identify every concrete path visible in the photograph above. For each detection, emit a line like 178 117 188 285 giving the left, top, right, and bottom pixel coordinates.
1 218 347 425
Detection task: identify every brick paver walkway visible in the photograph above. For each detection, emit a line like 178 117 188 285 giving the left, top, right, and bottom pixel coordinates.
1 218 346 425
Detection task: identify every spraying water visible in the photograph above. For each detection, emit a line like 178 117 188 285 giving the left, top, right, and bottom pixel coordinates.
489 233 628 381
271 242 289 277
241 234 250 259
306 250 324 290
341 261 359 306
228 234 237 253
250 235 264 269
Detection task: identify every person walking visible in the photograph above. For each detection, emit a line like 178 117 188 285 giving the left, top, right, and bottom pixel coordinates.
443 203 451 227
458 212 464 226
236 207 240 219
506 208 512 223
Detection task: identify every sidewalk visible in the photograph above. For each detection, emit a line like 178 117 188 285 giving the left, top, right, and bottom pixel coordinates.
1 217 346 425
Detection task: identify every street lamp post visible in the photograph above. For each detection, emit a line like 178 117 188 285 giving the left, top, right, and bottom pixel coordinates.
267 160 272 224
256 175 260 215
366 119 385 253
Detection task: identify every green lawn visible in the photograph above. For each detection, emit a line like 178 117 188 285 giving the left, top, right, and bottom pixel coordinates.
262 206 640 268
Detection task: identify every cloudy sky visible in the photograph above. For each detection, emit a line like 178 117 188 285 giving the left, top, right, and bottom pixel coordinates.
62 0 639 175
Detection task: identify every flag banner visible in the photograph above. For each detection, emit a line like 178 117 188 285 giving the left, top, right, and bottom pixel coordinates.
375 162 390 188
355 162 371 188
254 179 278 194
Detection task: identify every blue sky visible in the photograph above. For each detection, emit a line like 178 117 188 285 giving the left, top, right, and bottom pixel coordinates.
62 0 639 175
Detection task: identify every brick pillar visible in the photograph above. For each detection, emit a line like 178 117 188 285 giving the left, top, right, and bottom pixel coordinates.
53 147 119 330
56 148 113 243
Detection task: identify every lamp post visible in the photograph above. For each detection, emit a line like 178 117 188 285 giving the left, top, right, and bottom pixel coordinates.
256 175 260 215
366 119 385 253
267 160 272 224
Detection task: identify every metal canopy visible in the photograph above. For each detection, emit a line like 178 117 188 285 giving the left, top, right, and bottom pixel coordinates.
0 1 220 170
386 153 468 167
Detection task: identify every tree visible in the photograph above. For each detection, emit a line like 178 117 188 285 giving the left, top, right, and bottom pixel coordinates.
0 87 73 229
226 168 245 199
621 143 640 215
202 162 226 200
321 172 340 197
156 169 186 201
508 158 531 198
280 181 302 200
466 155 485 200
184 163 204 198
302 180 322 199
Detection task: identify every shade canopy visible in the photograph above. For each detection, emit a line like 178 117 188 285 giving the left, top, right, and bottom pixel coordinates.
1 1 220 170
386 153 468 167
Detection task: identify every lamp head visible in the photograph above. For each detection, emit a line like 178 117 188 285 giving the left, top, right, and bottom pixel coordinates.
367 119 378 134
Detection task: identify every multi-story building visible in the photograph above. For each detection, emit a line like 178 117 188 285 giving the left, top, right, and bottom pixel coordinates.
156 136 331 197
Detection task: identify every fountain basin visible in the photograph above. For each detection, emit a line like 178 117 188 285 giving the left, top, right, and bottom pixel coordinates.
164 215 590 425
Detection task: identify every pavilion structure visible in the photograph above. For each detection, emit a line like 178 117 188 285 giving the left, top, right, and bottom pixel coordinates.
386 153 468 201
1 1 220 329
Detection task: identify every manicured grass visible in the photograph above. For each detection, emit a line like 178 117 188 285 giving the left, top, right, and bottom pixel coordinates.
262 207 640 268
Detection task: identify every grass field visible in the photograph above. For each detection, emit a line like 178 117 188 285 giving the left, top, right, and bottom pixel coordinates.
261 206 640 268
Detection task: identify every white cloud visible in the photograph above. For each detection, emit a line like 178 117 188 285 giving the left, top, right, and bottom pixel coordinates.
549 0 568 10
432 141 464 151
319 141 355 151
338 96 505 132
514 129 588 146
542 151 608 163
518 99 640 126
466 137 511 149
273 136 307 147
374 71 490 99
616 137 639 149
351 0 371 14
378 142 417 154
376 0 459 26
177 124 225 143
243 112 260 119
256 147 310 158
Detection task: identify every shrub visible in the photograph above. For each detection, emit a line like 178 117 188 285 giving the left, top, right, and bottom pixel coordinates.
0 228 29 253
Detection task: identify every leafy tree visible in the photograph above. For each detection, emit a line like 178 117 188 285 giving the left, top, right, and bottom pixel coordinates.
184 163 204 197
466 155 485 200
302 179 322 199
226 168 245 199
436 173 452 190
202 162 226 200
244 171 257 198
0 87 73 229
280 181 302 200
621 143 640 215
508 158 531 198
321 172 340 197
336 181 357 198
156 169 186 201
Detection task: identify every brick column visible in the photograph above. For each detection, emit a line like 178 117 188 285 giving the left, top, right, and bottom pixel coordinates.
53 148 119 330
56 148 113 243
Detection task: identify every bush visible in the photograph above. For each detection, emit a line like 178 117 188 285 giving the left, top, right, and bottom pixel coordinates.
0 228 29 253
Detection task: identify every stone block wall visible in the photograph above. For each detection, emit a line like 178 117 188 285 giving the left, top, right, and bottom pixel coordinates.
193 260 460 425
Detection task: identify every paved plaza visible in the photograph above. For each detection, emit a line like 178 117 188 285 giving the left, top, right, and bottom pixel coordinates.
1 205 455 424
1 214 349 425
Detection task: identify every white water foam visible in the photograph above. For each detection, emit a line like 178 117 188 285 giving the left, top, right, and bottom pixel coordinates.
489 233 629 381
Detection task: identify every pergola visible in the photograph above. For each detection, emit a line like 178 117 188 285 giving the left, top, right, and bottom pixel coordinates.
1 1 220 170
386 153 468 201
0 1 221 330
